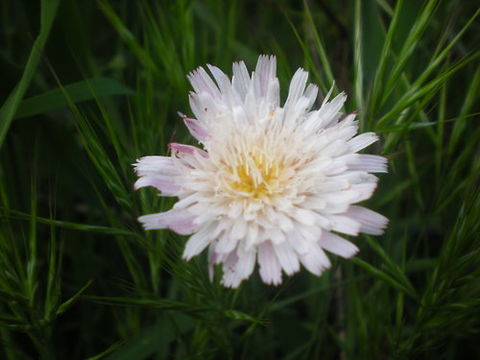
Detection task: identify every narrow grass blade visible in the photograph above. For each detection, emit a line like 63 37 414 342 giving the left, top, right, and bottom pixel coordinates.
0 0 60 150
3 208 138 237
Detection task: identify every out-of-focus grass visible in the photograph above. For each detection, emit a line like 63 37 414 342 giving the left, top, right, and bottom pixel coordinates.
0 0 479 359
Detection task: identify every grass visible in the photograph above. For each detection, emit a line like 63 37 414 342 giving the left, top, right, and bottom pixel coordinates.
0 0 479 358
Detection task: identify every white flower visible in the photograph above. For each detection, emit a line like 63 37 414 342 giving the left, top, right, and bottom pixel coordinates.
134 55 388 288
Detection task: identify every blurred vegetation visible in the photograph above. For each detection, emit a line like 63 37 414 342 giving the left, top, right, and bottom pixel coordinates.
0 0 479 359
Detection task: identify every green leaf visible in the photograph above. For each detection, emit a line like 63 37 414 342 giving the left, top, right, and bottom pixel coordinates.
0 0 60 150
15 78 134 119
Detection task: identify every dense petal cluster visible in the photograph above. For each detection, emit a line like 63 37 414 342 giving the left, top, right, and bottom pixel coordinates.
134 55 388 288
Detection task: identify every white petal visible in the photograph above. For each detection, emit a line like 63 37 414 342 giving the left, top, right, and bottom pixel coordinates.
258 241 282 285
216 220 246 254
351 182 378 203
207 65 230 93
234 249 256 285
307 92 346 131
345 206 388 235
348 132 378 152
187 67 221 98
220 251 240 287
253 54 277 98
291 207 317 226
304 83 319 109
232 61 251 99
268 227 286 244
347 154 388 173
182 222 217 260
329 215 361 236
296 224 322 245
133 156 181 194
318 231 359 258
299 242 331 276
284 68 308 107
133 156 177 177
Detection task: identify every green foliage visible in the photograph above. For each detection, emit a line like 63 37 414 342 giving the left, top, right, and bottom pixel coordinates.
0 0 479 358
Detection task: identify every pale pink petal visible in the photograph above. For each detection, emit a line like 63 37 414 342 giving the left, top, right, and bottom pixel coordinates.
169 142 207 158
169 142 194 155
258 241 282 285
178 113 209 141
236 249 256 281
273 241 300 275
345 205 388 235
138 209 197 235
318 231 359 258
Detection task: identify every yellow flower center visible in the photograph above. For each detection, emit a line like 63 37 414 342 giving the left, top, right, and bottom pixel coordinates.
227 151 281 198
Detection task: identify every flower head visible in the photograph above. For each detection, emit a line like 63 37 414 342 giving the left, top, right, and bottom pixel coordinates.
134 55 388 288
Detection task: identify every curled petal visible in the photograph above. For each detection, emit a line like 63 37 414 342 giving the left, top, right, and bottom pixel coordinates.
138 209 197 235
133 156 180 195
169 142 207 158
